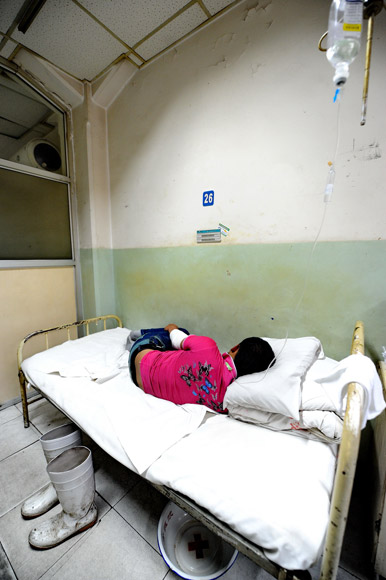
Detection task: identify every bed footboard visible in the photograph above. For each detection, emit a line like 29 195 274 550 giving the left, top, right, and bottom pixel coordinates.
17 314 122 428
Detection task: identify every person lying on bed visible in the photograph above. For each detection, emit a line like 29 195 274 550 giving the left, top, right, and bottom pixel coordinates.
128 324 275 413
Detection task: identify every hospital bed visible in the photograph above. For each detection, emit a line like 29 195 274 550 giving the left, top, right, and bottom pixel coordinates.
16 317 375 580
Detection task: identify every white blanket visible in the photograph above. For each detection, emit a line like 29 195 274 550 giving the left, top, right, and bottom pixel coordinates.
312 353 386 427
145 414 337 570
226 354 386 442
22 328 206 474
102 376 207 474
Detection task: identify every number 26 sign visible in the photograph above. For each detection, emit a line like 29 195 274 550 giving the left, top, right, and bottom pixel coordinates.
203 190 214 206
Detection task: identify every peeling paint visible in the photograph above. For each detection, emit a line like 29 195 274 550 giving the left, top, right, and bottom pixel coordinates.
251 63 263 76
243 0 273 21
364 142 382 161
211 57 228 69
243 6 259 21
352 141 382 161
212 33 236 50
344 387 363 435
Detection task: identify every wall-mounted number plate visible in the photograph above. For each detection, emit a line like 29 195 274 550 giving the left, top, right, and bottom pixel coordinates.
203 190 214 206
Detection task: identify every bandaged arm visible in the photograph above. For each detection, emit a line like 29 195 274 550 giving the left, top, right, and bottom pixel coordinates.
170 328 189 349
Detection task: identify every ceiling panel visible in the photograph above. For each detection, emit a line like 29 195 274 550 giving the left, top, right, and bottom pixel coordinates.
0 134 16 156
204 0 238 14
11 0 127 80
0 0 240 82
0 116 26 138
77 0 188 47
0 85 49 128
0 0 26 33
0 37 17 59
136 3 207 61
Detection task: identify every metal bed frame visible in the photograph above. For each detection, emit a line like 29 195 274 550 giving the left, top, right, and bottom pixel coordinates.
17 316 365 580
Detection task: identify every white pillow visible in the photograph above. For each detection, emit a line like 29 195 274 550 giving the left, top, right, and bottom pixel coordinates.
22 327 130 374
223 337 323 420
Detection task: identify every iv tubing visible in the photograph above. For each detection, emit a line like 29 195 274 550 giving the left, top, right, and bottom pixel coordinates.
254 201 330 384
332 88 343 169
253 84 343 380
270 91 343 365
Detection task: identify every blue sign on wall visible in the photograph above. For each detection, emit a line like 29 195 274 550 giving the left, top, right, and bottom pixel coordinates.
203 190 214 206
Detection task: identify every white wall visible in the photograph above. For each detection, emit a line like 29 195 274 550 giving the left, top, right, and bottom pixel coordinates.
107 0 386 249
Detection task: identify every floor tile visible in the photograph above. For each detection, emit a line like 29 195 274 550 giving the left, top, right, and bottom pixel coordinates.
336 568 364 580
114 478 168 551
0 441 48 517
0 416 40 462
39 509 169 580
0 541 17 580
213 552 268 579
26 399 69 434
0 495 109 580
83 434 140 507
0 405 21 426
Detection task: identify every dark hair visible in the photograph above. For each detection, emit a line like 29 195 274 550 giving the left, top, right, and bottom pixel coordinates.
233 337 276 377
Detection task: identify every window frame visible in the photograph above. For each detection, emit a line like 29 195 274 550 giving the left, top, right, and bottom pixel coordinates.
0 62 75 269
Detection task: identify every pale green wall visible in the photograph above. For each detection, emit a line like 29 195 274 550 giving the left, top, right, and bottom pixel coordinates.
109 241 386 361
79 249 116 320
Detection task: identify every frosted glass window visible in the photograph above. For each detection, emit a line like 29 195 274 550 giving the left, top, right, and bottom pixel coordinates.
0 167 72 260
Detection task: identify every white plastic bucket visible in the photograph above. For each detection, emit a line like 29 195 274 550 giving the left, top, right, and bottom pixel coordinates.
158 501 238 580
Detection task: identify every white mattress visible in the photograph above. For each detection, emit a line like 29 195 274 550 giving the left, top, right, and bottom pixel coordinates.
22 327 338 570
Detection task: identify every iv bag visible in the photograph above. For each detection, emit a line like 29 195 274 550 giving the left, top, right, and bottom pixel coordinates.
326 0 363 86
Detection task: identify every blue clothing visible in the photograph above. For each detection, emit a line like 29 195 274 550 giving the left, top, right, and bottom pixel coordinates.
128 327 190 386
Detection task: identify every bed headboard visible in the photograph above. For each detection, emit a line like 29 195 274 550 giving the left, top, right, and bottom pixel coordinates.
17 314 122 428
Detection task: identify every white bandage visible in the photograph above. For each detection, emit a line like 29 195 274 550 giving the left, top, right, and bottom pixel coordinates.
170 329 189 349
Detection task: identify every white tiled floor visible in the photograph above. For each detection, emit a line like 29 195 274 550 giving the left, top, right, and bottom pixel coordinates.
0 398 376 580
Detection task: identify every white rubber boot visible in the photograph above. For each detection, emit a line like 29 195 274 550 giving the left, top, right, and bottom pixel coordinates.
29 446 98 549
21 423 82 519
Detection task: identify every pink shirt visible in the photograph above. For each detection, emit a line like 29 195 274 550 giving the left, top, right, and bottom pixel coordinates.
140 335 237 413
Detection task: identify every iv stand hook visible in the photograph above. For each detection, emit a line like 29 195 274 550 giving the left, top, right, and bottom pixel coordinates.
318 31 328 52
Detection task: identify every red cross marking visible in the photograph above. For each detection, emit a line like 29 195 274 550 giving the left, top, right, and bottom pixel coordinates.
188 533 209 559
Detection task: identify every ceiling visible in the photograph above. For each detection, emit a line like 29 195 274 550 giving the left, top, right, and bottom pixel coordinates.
0 0 241 82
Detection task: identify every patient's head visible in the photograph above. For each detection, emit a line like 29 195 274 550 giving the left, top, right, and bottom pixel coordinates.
231 337 276 377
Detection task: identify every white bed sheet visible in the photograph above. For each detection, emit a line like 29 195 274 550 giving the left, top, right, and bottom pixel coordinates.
22 328 206 474
21 327 337 570
146 414 337 570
